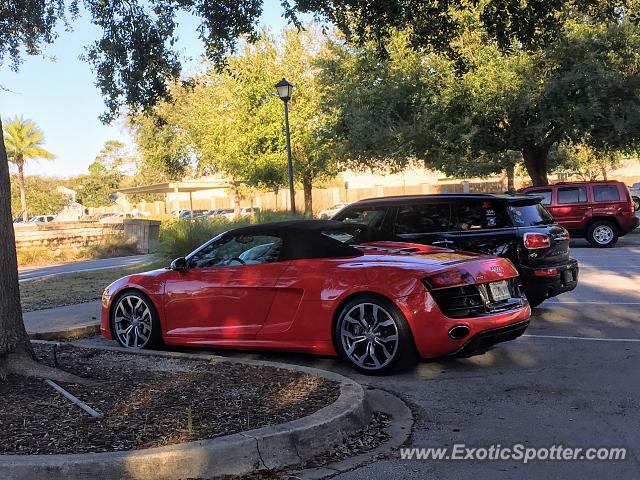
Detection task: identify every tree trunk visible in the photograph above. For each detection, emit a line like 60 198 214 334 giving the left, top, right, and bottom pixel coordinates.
17 157 28 223
506 164 515 192
230 183 241 218
302 176 313 217
0 119 90 383
522 145 550 186
0 118 34 368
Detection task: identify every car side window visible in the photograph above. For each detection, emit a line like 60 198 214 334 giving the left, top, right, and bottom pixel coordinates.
593 185 620 202
338 207 389 229
395 203 451 234
189 235 283 268
457 201 510 230
557 187 587 204
527 189 552 205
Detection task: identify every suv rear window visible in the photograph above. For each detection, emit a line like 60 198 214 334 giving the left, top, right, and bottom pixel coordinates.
593 185 621 202
526 189 552 205
508 203 555 226
557 187 587 204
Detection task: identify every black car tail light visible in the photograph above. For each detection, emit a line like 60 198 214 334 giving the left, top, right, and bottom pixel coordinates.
524 232 551 249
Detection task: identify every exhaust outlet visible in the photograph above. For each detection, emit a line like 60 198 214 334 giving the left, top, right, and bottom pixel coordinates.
448 325 470 340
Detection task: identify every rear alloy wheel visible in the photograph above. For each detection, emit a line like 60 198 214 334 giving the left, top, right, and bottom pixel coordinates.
112 292 161 349
586 220 618 248
633 197 640 212
335 295 415 375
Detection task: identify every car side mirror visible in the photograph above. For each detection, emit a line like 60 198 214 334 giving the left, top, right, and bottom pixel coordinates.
170 257 188 272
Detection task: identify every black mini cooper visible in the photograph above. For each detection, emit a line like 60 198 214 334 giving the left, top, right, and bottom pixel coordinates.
332 194 578 307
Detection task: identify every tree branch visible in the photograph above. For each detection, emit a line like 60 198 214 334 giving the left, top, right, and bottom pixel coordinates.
541 125 564 150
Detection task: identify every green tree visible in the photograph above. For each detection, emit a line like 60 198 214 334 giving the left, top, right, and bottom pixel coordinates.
130 111 192 182
551 144 622 181
90 140 131 175
294 0 628 59
10 176 68 218
138 26 339 215
3 117 55 222
323 14 640 185
68 140 129 208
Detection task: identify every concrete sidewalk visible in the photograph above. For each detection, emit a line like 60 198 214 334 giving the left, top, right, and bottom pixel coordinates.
23 301 102 340
19 254 154 282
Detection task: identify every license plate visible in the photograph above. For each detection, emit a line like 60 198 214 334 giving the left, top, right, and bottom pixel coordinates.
563 269 574 283
488 280 511 302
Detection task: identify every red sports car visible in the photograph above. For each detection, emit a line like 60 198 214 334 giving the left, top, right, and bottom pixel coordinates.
101 220 531 374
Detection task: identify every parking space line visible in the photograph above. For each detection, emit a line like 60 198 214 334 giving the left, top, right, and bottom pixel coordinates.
544 301 640 305
523 334 640 342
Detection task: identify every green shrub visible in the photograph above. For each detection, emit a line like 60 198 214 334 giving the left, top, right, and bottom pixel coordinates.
17 237 139 267
159 210 300 258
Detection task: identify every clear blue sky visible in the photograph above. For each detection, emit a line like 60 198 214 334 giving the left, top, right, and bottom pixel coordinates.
0 1 302 178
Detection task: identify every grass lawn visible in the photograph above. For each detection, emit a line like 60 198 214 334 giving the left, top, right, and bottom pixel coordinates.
20 257 169 312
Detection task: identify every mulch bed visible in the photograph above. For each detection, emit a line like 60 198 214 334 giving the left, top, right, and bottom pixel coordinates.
0 344 340 455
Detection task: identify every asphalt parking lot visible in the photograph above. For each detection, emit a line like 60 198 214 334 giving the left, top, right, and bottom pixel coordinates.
82 231 640 479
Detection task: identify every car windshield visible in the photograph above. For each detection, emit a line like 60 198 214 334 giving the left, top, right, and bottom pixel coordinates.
508 202 555 226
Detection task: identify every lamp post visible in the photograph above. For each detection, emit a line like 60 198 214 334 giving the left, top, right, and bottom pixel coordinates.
275 78 296 214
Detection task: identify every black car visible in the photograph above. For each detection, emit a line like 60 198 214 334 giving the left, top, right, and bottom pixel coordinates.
332 194 579 307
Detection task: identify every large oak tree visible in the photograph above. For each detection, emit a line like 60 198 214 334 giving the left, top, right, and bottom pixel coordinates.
322 10 640 185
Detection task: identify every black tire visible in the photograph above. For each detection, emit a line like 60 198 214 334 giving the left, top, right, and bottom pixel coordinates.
334 294 416 375
633 196 640 212
586 220 618 248
111 290 163 349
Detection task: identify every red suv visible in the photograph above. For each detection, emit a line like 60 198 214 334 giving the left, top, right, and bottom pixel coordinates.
520 181 639 247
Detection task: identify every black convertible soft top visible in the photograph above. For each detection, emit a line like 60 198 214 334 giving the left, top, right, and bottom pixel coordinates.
215 219 390 261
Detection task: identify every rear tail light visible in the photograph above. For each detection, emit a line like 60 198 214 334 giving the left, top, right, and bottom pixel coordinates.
524 232 551 249
423 269 475 289
533 268 558 276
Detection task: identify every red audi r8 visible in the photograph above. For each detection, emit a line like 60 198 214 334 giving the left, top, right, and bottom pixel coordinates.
101 220 531 374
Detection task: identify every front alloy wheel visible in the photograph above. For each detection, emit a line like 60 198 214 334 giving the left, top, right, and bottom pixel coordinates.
336 296 415 374
112 292 159 349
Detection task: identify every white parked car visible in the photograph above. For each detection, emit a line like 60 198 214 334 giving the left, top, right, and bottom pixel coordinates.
629 182 640 211
221 206 261 220
318 203 347 219
28 215 56 223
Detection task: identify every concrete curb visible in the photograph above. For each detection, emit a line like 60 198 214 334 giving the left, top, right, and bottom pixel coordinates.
293 388 414 479
28 324 100 341
1 345 369 480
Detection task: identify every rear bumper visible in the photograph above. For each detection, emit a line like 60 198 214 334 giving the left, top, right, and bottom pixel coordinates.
455 320 530 356
519 258 579 300
620 215 639 235
396 291 531 359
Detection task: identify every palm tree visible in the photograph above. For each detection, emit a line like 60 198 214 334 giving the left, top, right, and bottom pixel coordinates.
3 117 55 223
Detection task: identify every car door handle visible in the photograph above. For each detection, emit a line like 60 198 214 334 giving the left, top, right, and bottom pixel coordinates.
432 240 454 246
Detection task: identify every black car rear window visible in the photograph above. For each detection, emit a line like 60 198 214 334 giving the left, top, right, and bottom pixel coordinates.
457 201 511 230
508 203 555 226
333 207 388 229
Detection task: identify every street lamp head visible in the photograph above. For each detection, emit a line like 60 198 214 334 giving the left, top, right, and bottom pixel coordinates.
275 78 294 101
